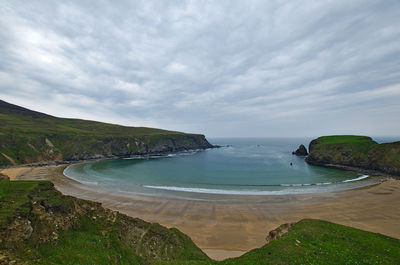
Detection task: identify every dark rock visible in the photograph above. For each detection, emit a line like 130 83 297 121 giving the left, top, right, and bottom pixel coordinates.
266 223 294 243
292 144 308 156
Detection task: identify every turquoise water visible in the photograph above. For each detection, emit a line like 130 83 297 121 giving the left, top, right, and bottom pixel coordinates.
64 138 376 199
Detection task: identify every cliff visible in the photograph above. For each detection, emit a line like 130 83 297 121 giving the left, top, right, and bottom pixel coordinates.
0 100 213 166
305 135 400 176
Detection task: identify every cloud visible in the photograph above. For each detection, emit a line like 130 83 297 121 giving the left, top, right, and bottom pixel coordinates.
165 62 188 74
0 0 399 137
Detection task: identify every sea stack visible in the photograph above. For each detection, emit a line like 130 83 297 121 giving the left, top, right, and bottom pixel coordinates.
292 144 308 156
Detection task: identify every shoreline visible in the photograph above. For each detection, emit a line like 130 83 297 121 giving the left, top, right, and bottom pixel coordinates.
305 160 400 180
0 146 220 170
1 165 400 261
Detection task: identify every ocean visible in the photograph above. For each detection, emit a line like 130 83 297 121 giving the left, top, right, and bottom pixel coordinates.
64 137 380 200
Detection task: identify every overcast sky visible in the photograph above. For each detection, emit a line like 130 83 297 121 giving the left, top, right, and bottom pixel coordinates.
0 1 399 137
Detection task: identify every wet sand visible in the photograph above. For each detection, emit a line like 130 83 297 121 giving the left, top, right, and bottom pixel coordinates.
1 165 400 261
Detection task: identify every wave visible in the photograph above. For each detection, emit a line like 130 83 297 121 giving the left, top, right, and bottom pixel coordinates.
144 175 371 195
281 175 369 187
63 168 99 186
342 175 369 182
143 185 308 195
78 180 99 185
281 182 332 187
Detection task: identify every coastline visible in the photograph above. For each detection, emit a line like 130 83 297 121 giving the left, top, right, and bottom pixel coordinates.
305 160 400 180
1 164 400 260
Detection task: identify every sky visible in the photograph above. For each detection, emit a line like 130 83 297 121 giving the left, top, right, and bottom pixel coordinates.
0 0 400 138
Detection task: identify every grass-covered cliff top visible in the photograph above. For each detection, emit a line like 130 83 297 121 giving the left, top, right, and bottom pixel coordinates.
314 135 377 145
1 180 399 264
0 99 189 137
306 135 400 176
0 100 212 166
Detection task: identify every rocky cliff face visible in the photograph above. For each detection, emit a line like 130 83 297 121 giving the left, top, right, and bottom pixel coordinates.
58 134 214 161
366 142 400 176
305 136 400 176
0 133 213 165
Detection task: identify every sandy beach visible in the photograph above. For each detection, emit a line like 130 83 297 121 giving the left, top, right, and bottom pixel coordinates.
1 164 400 260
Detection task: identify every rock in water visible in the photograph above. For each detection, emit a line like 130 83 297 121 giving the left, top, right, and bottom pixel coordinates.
292 144 308 156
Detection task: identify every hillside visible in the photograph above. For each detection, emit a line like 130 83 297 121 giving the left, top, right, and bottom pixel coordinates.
0 100 213 166
1 180 399 264
218 219 400 265
305 135 400 176
0 180 211 264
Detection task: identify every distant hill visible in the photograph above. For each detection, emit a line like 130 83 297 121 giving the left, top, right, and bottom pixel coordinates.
0 99 213 166
305 135 400 176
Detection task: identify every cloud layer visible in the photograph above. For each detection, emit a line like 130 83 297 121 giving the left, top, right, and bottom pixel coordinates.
1 0 400 137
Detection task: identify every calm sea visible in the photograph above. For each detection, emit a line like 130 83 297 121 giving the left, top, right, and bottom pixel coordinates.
64 137 384 200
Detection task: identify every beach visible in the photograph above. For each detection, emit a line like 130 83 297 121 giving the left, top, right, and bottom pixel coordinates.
1 165 400 261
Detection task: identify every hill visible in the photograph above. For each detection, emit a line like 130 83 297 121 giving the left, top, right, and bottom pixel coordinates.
305 135 400 176
0 100 213 166
1 179 399 264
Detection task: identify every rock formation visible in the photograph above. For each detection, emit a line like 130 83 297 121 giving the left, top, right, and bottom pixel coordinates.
292 144 308 156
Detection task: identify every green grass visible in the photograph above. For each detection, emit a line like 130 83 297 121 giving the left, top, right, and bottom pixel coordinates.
0 180 41 228
312 135 378 155
316 135 376 145
0 99 185 137
220 219 400 265
29 217 144 265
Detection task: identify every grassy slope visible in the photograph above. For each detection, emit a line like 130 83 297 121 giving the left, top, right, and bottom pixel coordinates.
306 135 400 175
219 219 400 265
1 180 399 264
0 180 210 264
0 100 210 166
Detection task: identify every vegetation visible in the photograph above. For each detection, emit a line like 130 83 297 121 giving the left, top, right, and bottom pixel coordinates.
0 180 211 264
306 135 400 176
1 180 399 264
0 100 212 166
219 219 400 265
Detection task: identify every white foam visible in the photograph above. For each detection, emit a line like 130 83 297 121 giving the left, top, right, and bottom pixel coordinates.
143 185 318 195
79 180 99 185
281 182 330 187
63 167 99 186
342 175 369 183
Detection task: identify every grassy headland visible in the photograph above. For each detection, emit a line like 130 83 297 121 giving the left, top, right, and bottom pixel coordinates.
306 135 400 176
0 100 213 166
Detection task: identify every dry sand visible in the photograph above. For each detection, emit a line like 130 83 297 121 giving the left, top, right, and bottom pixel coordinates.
1 165 400 261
